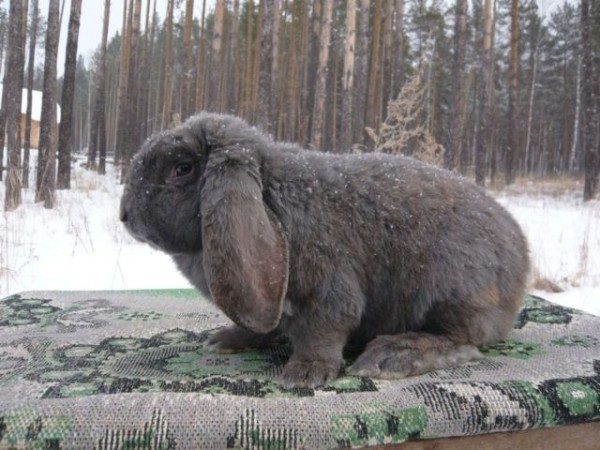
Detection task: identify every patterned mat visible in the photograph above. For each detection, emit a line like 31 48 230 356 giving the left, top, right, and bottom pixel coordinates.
0 290 599 449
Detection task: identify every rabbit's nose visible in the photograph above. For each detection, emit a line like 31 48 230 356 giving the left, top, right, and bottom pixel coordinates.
120 206 128 223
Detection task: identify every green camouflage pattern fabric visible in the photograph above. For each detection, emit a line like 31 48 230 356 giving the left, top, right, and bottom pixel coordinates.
0 290 598 449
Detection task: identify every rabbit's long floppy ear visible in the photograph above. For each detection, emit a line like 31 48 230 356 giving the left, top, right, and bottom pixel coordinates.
200 152 289 334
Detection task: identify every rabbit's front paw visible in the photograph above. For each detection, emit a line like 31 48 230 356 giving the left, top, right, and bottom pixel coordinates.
279 357 341 389
206 325 273 354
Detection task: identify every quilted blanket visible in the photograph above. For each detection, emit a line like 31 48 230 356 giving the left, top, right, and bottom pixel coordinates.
0 290 598 449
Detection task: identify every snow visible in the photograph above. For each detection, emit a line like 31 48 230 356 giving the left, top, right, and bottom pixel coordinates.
0 84 62 123
495 188 600 315
0 151 190 295
1 152 599 316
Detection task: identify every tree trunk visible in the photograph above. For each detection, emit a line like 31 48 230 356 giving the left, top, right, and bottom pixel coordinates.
23 0 39 188
269 0 281 130
391 0 404 97
446 0 468 170
353 0 370 145
180 0 194 119
295 0 309 141
475 0 493 187
194 0 207 114
161 0 174 128
57 0 82 189
227 0 240 113
208 0 226 111
525 32 540 175
582 0 599 200
148 0 158 131
17 0 28 134
382 0 393 107
115 0 131 164
506 0 520 185
59 0 66 27
240 0 253 118
36 0 60 208
489 0 498 183
284 0 302 141
0 6 13 181
88 0 110 175
250 2 262 120
310 0 333 149
121 0 142 181
137 0 152 141
330 45 340 151
4 0 26 210
300 0 320 144
257 0 275 131
365 0 383 142
340 0 356 152
0 12 7 82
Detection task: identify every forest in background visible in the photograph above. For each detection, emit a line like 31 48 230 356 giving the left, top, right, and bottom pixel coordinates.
0 0 599 212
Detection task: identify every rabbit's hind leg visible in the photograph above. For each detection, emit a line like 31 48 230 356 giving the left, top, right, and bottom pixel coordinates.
347 285 520 379
346 332 481 379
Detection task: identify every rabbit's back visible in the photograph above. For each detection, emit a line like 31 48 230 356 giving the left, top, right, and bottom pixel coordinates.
264 149 529 339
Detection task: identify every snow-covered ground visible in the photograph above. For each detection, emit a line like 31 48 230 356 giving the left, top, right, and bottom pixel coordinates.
1 152 599 315
495 182 600 315
0 152 191 296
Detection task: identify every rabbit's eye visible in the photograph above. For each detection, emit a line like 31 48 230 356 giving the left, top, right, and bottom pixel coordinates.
173 163 193 178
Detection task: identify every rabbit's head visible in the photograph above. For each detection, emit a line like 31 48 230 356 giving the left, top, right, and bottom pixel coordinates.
120 113 289 333
119 124 206 254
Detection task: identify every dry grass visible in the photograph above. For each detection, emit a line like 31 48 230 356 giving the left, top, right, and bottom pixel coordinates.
489 175 585 198
531 269 565 293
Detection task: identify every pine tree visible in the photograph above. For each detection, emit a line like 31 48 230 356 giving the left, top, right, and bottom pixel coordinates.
146 0 158 132
36 0 60 208
121 0 142 180
194 0 208 113
22 0 38 188
269 0 281 129
180 0 195 119
446 0 468 170
523 4 541 174
137 0 151 140
310 0 333 149
257 0 275 131
88 0 111 175
392 0 405 96
340 0 356 152
225 0 241 113
4 0 26 210
301 2 311 138
115 0 132 164
353 0 370 145
57 0 82 189
209 0 226 111
0 4 13 182
506 0 520 184
161 0 175 126
582 0 600 200
475 0 494 187
365 0 383 140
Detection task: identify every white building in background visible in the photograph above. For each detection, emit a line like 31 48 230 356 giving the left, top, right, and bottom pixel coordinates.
0 84 62 149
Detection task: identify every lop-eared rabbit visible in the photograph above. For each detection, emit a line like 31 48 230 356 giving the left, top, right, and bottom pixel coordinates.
120 112 530 388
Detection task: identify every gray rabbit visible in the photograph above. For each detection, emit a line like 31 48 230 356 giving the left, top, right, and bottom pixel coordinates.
120 112 530 388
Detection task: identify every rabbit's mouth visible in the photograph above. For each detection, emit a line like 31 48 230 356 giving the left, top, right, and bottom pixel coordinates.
122 216 159 246
123 215 194 255
122 221 152 245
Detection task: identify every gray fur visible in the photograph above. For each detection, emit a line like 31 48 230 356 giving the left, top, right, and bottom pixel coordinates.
120 112 530 388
